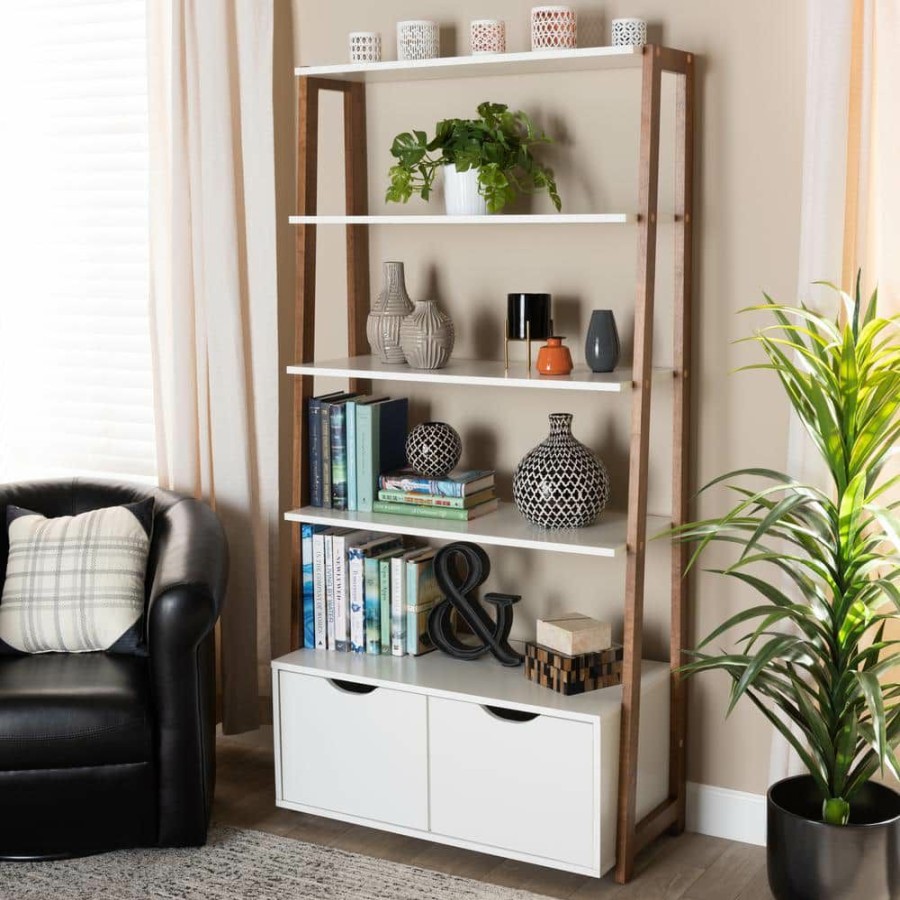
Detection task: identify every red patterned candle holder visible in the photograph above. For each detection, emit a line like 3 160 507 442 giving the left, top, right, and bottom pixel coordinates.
531 6 577 51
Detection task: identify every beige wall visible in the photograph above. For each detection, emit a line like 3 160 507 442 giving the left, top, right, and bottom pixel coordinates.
275 0 807 796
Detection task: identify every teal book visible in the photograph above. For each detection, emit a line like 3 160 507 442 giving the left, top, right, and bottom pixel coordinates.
364 556 384 655
406 549 441 656
330 403 349 510
357 397 409 512
301 523 326 649
379 548 405 654
378 469 495 498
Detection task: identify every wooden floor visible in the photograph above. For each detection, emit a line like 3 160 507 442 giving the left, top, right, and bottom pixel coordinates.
215 728 773 899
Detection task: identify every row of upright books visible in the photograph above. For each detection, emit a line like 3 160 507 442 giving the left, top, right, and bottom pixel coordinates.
299 524 443 655
308 390 408 510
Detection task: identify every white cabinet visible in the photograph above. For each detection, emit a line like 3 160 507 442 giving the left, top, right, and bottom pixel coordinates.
429 698 597 869
272 650 670 877
277 671 428 830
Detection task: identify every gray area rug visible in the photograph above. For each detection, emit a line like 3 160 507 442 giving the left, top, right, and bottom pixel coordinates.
0 825 551 900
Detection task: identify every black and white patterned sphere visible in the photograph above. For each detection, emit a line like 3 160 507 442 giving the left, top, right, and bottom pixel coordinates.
513 413 609 529
406 422 462 478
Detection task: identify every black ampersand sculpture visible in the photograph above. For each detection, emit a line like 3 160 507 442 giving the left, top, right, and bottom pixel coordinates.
427 541 524 667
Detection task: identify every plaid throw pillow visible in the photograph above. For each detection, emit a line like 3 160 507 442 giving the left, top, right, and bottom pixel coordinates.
0 499 153 655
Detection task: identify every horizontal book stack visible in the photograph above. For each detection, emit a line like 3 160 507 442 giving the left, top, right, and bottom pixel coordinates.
374 469 498 521
298 523 443 657
307 391 409 513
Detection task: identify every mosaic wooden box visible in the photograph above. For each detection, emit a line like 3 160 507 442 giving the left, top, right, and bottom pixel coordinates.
524 642 623 695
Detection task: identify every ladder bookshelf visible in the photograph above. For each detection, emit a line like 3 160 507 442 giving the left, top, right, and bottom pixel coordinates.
281 43 694 884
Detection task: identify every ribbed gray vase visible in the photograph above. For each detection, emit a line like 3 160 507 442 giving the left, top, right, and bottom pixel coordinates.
367 261 414 364
399 300 455 369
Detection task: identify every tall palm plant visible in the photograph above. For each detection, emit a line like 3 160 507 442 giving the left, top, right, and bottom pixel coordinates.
675 277 900 825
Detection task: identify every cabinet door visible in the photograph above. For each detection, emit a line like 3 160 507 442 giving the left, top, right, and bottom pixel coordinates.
278 671 428 830
429 697 597 869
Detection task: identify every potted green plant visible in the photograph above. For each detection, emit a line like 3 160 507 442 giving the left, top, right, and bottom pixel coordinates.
672 277 900 900
385 101 562 216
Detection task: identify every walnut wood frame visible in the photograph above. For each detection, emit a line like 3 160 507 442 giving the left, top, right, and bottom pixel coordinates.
288 46 695 885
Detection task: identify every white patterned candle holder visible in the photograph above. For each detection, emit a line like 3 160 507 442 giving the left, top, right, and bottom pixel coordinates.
470 19 506 55
611 17 647 47
397 20 440 61
348 32 382 63
531 6 577 51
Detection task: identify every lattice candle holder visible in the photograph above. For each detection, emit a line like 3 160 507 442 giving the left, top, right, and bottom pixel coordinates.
348 32 381 63
611 17 647 47
530 6 577 51
470 19 506 55
397 20 440 61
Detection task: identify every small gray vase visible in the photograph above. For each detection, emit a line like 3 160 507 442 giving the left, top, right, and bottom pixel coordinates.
585 309 620 373
367 261 414 364
400 300 455 369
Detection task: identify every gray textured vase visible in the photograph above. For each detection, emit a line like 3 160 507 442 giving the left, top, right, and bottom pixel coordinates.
585 309 620 373
399 300 455 369
367 261 414 364
513 413 609 529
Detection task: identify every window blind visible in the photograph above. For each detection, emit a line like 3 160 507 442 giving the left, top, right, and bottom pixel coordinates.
0 0 156 484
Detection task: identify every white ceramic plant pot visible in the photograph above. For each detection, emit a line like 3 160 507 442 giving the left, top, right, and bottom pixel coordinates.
442 164 488 216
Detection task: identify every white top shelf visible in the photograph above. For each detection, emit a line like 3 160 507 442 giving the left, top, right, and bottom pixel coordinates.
284 503 669 559
286 356 671 393
295 45 644 84
288 214 634 226
273 647 668 722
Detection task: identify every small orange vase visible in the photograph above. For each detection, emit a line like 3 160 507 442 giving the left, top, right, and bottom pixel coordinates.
536 336 573 376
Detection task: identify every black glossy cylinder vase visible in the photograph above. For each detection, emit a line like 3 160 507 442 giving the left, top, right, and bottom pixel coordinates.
767 775 900 900
584 309 620 373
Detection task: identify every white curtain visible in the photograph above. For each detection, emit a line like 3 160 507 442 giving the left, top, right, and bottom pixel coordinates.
771 0 900 782
148 0 279 733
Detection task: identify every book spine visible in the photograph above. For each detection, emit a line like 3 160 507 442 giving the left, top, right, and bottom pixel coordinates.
356 404 380 512
378 474 465 497
332 534 349 652
406 561 418 656
390 556 406 656
346 401 358 511
348 549 366 653
301 523 315 648
378 490 468 508
364 558 381 655
330 404 348 510
312 532 327 649
379 557 392 655
373 501 487 521
324 533 336 648
308 400 323 507
321 405 333 509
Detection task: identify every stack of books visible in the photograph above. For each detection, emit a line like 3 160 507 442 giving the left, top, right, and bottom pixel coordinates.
299 524 443 657
307 392 409 512
374 469 498 521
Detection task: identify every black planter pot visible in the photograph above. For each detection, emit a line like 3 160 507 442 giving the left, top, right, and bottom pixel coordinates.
768 775 900 900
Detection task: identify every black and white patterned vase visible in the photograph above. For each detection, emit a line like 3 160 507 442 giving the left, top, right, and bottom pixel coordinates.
513 413 609 528
406 422 462 477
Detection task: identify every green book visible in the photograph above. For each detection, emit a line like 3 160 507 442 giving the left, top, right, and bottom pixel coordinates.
406 549 440 656
377 488 495 509
373 498 499 521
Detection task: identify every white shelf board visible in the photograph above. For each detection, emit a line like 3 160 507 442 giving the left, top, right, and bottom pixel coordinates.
295 45 644 83
288 214 633 226
286 356 668 393
284 503 668 558
273 645 668 723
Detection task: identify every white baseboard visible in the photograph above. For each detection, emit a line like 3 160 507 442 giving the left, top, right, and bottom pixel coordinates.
686 781 766 846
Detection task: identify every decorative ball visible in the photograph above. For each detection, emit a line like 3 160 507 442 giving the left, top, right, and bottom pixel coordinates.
406 422 462 478
513 413 609 528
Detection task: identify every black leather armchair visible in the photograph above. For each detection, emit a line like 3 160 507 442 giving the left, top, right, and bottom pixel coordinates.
0 480 228 858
